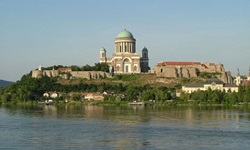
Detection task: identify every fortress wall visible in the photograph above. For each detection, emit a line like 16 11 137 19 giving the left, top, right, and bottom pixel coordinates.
216 71 233 83
188 68 198 78
32 70 111 80
43 70 59 77
32 70 43 78
155 61 232 83
182 67 197 78
31 70 59 78
181 68 189 78
70 71 111 79
70 71 91 79
156 67 178 78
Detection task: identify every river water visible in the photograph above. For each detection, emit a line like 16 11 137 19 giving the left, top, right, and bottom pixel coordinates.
0 104 250 149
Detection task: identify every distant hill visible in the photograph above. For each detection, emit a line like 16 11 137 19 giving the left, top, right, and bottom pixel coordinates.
0 79 13 87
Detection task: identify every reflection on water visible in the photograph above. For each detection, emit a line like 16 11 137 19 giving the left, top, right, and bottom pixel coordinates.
0 104 250 149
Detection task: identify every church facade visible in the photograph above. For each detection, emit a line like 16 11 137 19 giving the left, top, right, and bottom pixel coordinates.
99 29 150 74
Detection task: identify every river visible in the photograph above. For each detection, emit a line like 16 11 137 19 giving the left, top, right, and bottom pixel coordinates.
0 104 250 149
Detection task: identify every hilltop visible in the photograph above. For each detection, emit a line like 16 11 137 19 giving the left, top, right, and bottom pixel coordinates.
0 79 13 87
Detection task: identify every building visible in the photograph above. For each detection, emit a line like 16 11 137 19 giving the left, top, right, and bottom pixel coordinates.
234 68 243 86
84 93 104 101
155 61 233 83
236 67 250 86
99 29 150 74
182 78 238 94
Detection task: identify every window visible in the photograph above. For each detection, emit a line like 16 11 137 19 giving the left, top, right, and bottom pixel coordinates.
161 69 163 73
134 65 137 71
125 66 129 72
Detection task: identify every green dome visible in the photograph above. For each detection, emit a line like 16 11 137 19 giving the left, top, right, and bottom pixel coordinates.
116 29 134 38
142 47 148 51
100 47 106 51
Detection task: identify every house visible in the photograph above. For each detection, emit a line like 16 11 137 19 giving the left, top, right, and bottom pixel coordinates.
84 93 104 101
182 78 238 94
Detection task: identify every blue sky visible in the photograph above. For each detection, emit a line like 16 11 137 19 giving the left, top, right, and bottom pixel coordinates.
1 0 250 81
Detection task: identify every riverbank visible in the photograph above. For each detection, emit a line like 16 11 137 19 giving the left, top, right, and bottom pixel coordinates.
1 100 250 108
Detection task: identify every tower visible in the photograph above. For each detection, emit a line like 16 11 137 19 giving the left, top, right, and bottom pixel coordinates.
235 67 242 86
99 47 107 63
140 47 150 72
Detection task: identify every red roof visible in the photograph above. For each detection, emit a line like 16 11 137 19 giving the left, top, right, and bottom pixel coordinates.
156 61 201 66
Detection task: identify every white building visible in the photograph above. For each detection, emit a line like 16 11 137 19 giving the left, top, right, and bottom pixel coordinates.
182 78 238 94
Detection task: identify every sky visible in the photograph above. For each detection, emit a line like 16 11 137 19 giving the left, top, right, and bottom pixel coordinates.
1 0 250 81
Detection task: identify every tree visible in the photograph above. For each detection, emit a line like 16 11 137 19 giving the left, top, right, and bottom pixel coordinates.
71 94 81 101
71 65 80 71
124 86 141 101
140 89 155 101
243 84 250 102
237 85 244 102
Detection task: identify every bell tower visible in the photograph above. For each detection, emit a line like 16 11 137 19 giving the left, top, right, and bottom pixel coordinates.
140 47 149 72
99 47 107 63
235 67 242 86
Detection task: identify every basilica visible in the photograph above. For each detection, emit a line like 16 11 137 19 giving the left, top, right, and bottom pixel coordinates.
99 29 150 74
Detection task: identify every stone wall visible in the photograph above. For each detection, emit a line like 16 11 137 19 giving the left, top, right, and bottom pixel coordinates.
70 71 111 79
32 70 59 78
156 67 198 78
155 61 233 83
32 70 111 79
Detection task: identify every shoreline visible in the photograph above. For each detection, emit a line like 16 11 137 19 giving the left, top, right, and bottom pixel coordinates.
1 100 250 107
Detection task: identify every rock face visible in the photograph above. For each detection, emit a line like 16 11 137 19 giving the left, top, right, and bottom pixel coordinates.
32 70 112 80
155 61 233 83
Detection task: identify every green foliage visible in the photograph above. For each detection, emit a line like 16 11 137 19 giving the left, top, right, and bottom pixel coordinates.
0 74 58 102
198 72 222 78
112 74 141 81
81 63 109 72
71 65 80 71
113 75 122 80
140 86 174 101
41 63 110 72
71 94 82 101
181 78 190 84
181 85 250 104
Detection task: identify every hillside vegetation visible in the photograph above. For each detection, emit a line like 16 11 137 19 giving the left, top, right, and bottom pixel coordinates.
58 74 203 88
1 72 249 105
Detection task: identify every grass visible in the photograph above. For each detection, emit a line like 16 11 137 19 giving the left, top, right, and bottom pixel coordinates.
57 73 207 89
